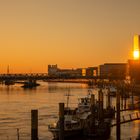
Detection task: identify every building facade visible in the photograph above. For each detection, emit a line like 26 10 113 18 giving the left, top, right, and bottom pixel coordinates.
99 63 127 79
48 65 82 77
128 60 140 83
86 67 98 77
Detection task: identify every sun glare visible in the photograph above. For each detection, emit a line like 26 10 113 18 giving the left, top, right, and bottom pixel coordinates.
133 35 140 60
133 50 140 60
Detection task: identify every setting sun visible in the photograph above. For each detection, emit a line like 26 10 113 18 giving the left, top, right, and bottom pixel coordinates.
133 50 140 60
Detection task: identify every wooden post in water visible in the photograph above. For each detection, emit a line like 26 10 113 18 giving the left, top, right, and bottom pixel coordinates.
116 91 120 140
124 96 127 110
17 128 19 140
31 110 38 140
121 94 123 110
99 89 104 121
107 88 111 108
101 89 104 112
98 89 101 121
91 94 95 113
59 103 64 140
130 82 134 110
91 94 95 127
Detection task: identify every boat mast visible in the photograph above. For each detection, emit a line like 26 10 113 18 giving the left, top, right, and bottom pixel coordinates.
7 65 10 75
66 88 70 108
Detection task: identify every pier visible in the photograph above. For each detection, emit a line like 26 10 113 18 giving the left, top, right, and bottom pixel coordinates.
111 112 140 127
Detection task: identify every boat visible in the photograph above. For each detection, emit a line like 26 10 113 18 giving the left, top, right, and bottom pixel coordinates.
85 118 111 139
5 80 15 85
108 86 117 96
21 80 40 88
128 101 140 110
77 90 115 119
48 90 113 139
76 90 91 114
48 107 83 139
48 91 91 139
87 80 94 86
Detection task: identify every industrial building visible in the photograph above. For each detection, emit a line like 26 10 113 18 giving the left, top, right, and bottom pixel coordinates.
99 63 127 79
48 65 82 77
48 65 99 78
128 35 140 84
86 67 98 77
128 60 140 83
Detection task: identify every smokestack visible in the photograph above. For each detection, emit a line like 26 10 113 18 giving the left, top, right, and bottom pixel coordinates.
133 35 140 60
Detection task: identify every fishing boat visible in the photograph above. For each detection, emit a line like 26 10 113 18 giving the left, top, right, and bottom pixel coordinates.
48 109 83 139
76 90 92 114
21 80 40 88
48 90 112 139
5 80 15 86
109 86 117 96
128 101 140 110
48 90 93 139
87 80 94 86
85 118 111 139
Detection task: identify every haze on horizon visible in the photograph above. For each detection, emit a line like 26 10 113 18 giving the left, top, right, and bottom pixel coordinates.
0 0 140 73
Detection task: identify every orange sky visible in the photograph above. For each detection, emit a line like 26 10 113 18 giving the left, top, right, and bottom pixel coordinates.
0 0 140 73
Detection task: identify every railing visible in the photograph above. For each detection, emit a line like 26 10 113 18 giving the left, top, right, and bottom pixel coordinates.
111 112 140 127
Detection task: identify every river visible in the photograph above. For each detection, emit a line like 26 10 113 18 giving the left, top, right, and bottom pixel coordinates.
0 82 139 140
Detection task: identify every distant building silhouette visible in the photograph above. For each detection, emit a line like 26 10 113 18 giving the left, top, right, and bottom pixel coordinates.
99 63 127 79
128 59 140 84
48 63 127 79
86 67 98 77
48 65 82 77
48 64 58 76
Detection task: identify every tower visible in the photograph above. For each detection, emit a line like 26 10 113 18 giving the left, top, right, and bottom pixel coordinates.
133 35 140 60
7 65 10 75
128 35 140 84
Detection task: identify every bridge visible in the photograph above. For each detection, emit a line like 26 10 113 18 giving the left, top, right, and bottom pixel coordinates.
0 73 49 81
0 73 125 81
0 73 109 82
111 112 140 127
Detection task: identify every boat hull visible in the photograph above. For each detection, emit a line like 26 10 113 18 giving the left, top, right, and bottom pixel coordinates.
49 128 82 139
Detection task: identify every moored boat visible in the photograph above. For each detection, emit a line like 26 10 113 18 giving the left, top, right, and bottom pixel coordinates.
48 91 92 139
128 101 140 110
48 89 113 139
21 80 40 88
5 80 15 85
48 108 83 139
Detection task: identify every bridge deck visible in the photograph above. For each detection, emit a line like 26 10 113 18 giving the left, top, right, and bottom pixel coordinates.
111 112 140 127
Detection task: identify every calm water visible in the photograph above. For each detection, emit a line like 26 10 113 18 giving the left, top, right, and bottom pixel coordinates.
0 82 139 140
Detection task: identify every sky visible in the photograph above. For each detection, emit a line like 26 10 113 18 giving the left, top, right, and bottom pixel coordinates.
0 0 140 73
